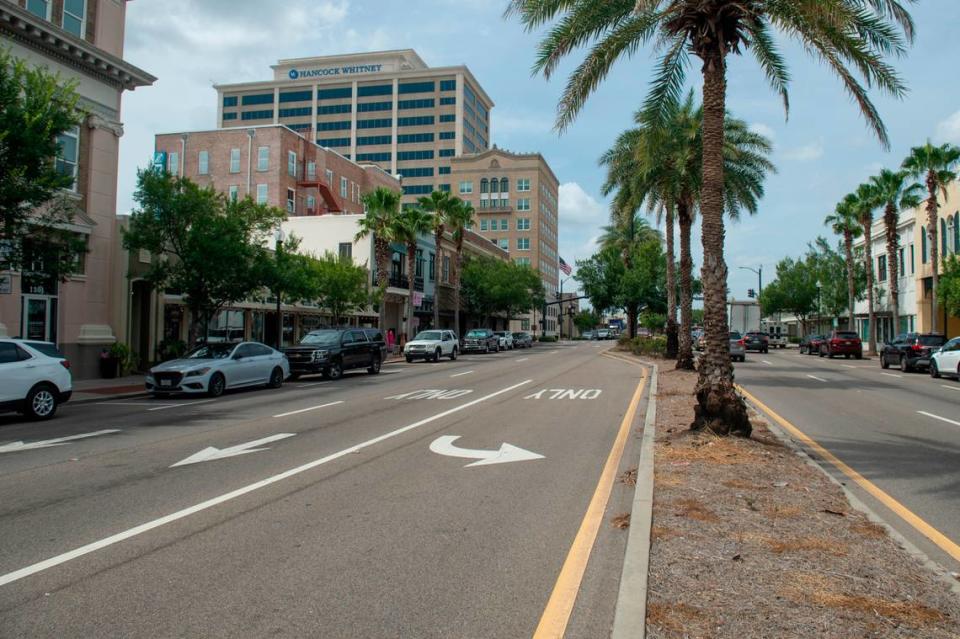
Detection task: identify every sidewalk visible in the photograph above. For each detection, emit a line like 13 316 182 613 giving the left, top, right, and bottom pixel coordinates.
70 375 147 404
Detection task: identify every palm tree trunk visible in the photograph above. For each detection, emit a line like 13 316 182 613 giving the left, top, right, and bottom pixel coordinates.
375 237 389 331
844 231 856 331
884 203 901 336
861 217 877 355
926 171 940 332
665 203 678 359
677 202 694 370
454 239 464 339
406 243 417 342
433 229 443 329
693 54 750 436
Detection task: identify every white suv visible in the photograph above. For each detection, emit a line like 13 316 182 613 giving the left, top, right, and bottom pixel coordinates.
404 330 459 362
493 331 515 350
0 339 73 420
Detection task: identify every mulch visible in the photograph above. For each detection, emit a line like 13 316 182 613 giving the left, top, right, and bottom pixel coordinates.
644 365 960 639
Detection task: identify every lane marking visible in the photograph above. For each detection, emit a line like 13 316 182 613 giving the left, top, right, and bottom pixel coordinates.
516 358 529 362
450 370 474 378
737 385 960 564
147 399 216 412
841 364 857 369
272 401 343 418
534 371 648 638
918 411 960 428
297 382 329 388
171 433 297 467
0 430 122 454
95 402 168 407
941 385 960 392
762 360 773 366
805 374 827 382
881 372 903 379
0 379 534 588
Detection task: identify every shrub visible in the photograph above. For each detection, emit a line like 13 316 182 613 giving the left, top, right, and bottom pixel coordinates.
108 342 138 375
788 336 802 344
618 335 668 357
538 335 558 342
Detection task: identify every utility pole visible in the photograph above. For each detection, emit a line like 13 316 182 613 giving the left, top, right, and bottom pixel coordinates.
274 227 285 350
739 265 763 329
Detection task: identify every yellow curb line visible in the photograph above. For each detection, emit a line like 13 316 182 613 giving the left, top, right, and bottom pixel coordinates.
737 384 960 564
533 370 649 638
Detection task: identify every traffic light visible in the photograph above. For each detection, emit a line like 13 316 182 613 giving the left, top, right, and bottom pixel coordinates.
555 291 562 302
747 288 756 298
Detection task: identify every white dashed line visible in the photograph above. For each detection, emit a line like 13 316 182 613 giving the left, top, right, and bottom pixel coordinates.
880 372 903 379
941 385 960 392
762 360 772 366
517 358 529 362
806 375 827 382
450 370 474 378
273 400 343 418
147 399 216 412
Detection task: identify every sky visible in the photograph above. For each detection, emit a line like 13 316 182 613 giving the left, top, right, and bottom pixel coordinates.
117 0 960 300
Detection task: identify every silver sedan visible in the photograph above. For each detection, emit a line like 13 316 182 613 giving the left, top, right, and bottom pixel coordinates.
146 342 290 397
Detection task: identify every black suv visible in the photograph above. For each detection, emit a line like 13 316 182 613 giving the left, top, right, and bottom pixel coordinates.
743 331 769 353
880 333 946 372
284 328 385 380
462 329 500 353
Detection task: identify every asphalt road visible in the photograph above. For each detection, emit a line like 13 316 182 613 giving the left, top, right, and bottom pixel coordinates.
0 340 648 638
733 347 960 574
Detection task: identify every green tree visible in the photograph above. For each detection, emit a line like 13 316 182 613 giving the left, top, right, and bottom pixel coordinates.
806 237 866 325
460 256 545 325
902 141 960 333
0 47 87 277
447 199 475 338
357 187 401 330
868 169 922 333
256 234 322 347
576 240 666 329
124 170 284 343
760 258 818 336
825 194 864 330
507 0 912 435
418 190 457 329
938 254 960 320
598 214 661 338
313 252 371 326
390 206 433 340
573 310 600 335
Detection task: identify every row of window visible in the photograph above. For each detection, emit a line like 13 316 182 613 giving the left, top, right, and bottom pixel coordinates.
28 0 87 38
241 110 273 121
479 218 532 232
484 238 530 251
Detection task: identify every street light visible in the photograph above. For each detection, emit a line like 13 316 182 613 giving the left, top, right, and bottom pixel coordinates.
274 227 286 350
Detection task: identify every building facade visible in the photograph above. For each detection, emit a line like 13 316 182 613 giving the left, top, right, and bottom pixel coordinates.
0 0 154 378
914 181 960 337
449 148 561 335
214 50 494 205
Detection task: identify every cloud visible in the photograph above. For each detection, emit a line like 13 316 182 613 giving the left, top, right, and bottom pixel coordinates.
749 123 775 140
558 182 607 227
782 139 824 162
491 111 553 138
936 110 960 144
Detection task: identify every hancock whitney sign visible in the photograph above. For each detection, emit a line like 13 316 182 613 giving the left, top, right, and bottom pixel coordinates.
287 64 383 80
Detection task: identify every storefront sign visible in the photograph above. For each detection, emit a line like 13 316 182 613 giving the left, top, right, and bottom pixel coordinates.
287 64 383 80
153 151 167 172
0 274 11 294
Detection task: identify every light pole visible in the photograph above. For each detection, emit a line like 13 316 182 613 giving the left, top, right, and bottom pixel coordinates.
274 227 286 350
815 279 822 335
558 276 571 340
738 265 762 329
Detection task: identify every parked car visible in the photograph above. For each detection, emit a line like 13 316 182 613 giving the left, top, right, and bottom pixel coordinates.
0 339 72 420
880 333 947 372
512 332 533 348
729 331 746 362
148 341 289 397
493 331 515 350
283 329 383 380
929 337 960 379
799 334 825 355
743 331 769 353
819 330 863 359
462 329 500 353
596 329 613 340
404 330 459 362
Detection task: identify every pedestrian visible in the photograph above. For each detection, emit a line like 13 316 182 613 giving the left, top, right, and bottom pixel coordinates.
386 328 396 354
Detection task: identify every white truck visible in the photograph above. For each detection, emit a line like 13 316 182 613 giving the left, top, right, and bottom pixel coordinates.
761 320 788 348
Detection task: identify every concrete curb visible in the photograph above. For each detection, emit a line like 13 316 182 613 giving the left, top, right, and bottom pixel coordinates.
611 363 657 639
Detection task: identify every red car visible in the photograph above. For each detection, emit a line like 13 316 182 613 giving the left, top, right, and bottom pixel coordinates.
819 330 863 359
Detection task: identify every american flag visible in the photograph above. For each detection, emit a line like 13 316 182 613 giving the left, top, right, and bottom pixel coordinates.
559 257 572 276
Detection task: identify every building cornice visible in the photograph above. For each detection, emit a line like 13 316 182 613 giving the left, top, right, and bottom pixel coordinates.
0 1 155 91
451 147 559 187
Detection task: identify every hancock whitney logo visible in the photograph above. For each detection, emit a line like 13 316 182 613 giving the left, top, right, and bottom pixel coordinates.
288 69 299 80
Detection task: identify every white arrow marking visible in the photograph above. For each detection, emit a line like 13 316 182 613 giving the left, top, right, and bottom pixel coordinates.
171 433 296 467
429 435 544 468
0 430 121 454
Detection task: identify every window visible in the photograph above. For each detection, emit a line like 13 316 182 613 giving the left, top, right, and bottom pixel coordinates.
514 257 531 266
278 107 312 118
442 256 450 283
241 110 273 121
479 199 488 209
517 178 531 192
398 116 435 127
230 148 241 173
318 103 352 115
256 184 268 204
517 198 531 211
942 218 949 256
198 151 209 175
480 220 488 231
898 247 905 275
397 150 434 161
62 0 85 37
517 238 530 251
439 131 455 140
403 184 433 195
228 185 239 202
439 114 455 123
428 253 436 281
398 99 435 110
318 87 352 100
307 161 316 180
399 81 435 94
167 151 179 175
279 90 311 103
306 195 316 211
357 152 392 162
286 188 296 213
340 176 348 198
500 178 509 193
439 184 451 192
287 151 297 177
439 149 455 157
318 137 350 147
877 254 887 281
358 135 392 146
325 169 334 185
480 179 489 194
255 146 268 171
398 167 434 178
222 112 238 121
397 133 434 144
339 243 352 260
318 120 351 131
459 181 473 194
517 218 531 231
922 228 928 263
910 244 915 274
357 101 392 112
440 97 456 105
500 219 509 231
223 96 238 107
357 84 393 97
53 126 79 190
357 118 393 130
440 80 456 91
498 239 509 251
26 0 50 20
241 93 274 106
439 166 451 175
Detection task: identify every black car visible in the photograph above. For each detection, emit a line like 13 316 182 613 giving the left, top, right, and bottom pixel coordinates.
880 333 946 372
462 329 500 353
512 332 533 348
743 331 769 353
283 328 385 380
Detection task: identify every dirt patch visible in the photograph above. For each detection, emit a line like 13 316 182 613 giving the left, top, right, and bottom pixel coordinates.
646 366 960 639
611 513 631 529
619 468 638 486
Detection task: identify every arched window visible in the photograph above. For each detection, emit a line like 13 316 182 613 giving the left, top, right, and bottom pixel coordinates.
489 177 499 195
500 177 509 193
480 178 489 194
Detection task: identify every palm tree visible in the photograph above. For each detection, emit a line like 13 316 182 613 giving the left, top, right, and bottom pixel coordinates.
868 169 922 335
599 213 661 338
417 190 456 329
824 194 863 331
902 141 960 332
357 187 401 331
506 1 912 434
390 206 434 342
446 199 475 339
853 184 880 356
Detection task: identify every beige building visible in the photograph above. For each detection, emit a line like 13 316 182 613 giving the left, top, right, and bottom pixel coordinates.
0 0 154 378
913 181 960 337
450 148 561 335
214 50 493 205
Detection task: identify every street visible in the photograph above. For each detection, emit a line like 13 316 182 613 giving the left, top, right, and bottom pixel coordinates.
734 348 960 574
0 342 647 638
